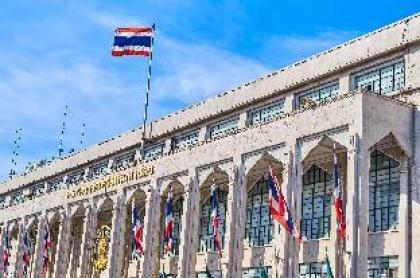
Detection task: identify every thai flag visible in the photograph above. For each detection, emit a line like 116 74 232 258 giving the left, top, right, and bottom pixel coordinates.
210 185 222 256
268 165 302 241
132 202 144 255
42 221 51 271
112 27 154 57
2 225 9 277
22 229 30 275
333 144 346 240
164 190 173 253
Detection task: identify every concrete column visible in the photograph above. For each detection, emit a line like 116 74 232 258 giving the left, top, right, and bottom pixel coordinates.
141 188 158 277
288 149 299 278
345 134 359 278
398 159 410 278
71 205 92 278
357 146 370 277
100 193 126 278
179 178 196 278
53 209 72 278
13 220 25 278
273 157 292 278
233 161 246 277
32 216 45 278
0 223 5 276
147 187 162 277
222 166 239 278
79 204 97 278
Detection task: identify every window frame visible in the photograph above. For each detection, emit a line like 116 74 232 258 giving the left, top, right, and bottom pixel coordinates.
172 130 200 151
352 59 405 95
207 116 240 140
295 82 339 109
247 99 285 126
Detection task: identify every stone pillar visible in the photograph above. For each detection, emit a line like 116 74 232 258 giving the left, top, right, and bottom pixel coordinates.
288 148 299 278
398 158 410 278
13 220 25 278
232 161 246 277
178 177 196 278
32 216 45 278
271 156 292 278
146 186 163 278
105 193 127 277
356 146 370 277
221 166 239 278
346 134 369 277
72 204 95 278
345 136 358 278
53 209 72 278
80 204 98 278
141 188 158 277
0 223 5 276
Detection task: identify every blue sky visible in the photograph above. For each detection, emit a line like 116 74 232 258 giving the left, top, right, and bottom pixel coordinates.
0 0 419 181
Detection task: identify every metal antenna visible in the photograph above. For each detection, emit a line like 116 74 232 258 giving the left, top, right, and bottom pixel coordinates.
9 128 22 179
80 122 86 146
58 102 69 158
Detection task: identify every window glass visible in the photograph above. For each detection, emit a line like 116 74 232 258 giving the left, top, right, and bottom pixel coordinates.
355 61 405 95
297 84 339 108
144 144 164 161
242 267 272 278
368 256 398 278
299 262 327 277
48 178 66 192
173 131 199 150
87 162 108 180
248 101 285 126
66 171 84 186
245 178 274 246
113 152 135 171
369 150 400 232
301 165 332 240
209 117 239 139
11 191 24 205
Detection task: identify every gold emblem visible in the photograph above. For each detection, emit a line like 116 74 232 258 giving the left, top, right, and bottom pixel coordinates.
93 225 111 273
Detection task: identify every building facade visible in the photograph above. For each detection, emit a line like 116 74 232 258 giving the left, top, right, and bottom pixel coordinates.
0 14 419 278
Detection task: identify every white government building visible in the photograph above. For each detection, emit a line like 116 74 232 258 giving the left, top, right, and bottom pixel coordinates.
0 14 419 278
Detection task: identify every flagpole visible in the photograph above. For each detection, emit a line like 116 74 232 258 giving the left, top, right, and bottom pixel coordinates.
141 24 155 156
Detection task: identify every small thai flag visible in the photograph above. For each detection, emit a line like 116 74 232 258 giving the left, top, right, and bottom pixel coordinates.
268 165 302 241
164 189 173 253
42 221 51 271
132 202 144 255
112 26 154 57
333 143 346 240
210 185 222 256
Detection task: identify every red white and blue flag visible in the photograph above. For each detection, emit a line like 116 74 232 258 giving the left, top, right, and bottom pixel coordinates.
210 185 222 256
22 229 31 275
132 201 144 255
164 189 173 253
2 225 10 278
333 144 346 240
112 27 154 57
42 221 51 271
267 165 302 241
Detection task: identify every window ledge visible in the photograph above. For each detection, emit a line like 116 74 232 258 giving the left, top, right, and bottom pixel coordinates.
302 237 330 243
368 229 399 236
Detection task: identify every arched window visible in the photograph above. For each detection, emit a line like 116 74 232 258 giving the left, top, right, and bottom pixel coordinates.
199 188 227 252
245 178 274 246
369 150 400 232
301 165 332 240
